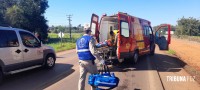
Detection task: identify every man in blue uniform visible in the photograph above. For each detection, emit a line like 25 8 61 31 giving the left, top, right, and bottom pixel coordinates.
76 28 105 90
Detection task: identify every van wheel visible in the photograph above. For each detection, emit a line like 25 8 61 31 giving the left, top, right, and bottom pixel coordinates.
133 51 139 64
0 69 3 84
45 54 55 69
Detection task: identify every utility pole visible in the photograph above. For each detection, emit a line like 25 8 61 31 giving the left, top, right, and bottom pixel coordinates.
67 14 73 40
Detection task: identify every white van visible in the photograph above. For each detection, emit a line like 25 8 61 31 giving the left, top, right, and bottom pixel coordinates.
0 27 56 83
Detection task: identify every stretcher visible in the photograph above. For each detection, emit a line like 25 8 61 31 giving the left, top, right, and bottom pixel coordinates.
96 46 116 65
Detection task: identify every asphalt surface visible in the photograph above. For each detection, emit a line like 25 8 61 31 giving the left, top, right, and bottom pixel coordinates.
0 48 200 90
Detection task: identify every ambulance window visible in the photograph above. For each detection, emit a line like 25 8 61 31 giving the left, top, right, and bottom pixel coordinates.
142 26 146 35
91 23 96 35
148 26 153 34
121 21 129 37
144 26 152 36
146 27 150 35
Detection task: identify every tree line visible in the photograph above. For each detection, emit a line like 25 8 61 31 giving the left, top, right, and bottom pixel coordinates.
49 24 84 33
176 17 200 36
1 0 199 38
153 17 200 36
0 0 49 40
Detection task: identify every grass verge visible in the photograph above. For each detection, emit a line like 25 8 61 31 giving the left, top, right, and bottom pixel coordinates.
47 42 76 52
167 49 176 55
46 33 82 52
167 48 200 84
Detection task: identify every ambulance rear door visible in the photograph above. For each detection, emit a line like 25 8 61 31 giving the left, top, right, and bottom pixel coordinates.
155 24 171 50
90 14 99 42
117 12 131 59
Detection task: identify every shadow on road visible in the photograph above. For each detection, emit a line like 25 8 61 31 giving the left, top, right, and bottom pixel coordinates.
109 53 186 73
152 53 186 72
109 53 186 90
0 63 74 90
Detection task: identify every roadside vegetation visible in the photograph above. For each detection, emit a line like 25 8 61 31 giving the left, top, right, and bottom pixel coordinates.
46 33 83 52
165 17 200 84
175 17 200 36
0 0 84 43
174 17 200 43
167 49 176 55
173 35 200 43
154 17 200 43
154 17 200 84
0 0 49 40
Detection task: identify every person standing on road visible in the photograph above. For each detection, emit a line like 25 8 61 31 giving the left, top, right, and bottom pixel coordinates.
76 27 105 90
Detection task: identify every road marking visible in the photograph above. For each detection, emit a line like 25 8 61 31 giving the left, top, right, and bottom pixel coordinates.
147 56 164 90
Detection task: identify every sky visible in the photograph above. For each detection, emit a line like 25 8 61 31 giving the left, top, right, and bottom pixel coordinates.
45 0 200 27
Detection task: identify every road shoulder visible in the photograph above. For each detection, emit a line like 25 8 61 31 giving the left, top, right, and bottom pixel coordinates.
154 48 200 90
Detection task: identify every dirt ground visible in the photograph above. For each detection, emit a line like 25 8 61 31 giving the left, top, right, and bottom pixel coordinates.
169 37 200 83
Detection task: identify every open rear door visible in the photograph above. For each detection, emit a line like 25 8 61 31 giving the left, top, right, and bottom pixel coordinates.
117 12 130 59
90 14 99 42
155 24 171 50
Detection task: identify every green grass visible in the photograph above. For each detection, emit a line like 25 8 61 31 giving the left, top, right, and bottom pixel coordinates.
48 33 59 38
46 33 82 52
48 33 83 39
167 49 176 55
47 42 76 52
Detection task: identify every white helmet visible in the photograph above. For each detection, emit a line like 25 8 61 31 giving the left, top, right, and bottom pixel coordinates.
84 23 90 30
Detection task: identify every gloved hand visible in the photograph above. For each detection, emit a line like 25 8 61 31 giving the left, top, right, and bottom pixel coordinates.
99 59 105 66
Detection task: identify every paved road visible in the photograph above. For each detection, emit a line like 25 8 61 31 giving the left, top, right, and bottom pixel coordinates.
0 48 199 90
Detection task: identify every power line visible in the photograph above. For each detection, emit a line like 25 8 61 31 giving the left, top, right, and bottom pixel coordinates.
67 14 73 40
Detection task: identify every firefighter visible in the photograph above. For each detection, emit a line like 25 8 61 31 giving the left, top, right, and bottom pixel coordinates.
108 26 115 44
113 30 119 46
76 27 105 90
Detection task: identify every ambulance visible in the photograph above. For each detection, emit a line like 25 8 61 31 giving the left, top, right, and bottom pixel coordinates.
90 12 171 63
